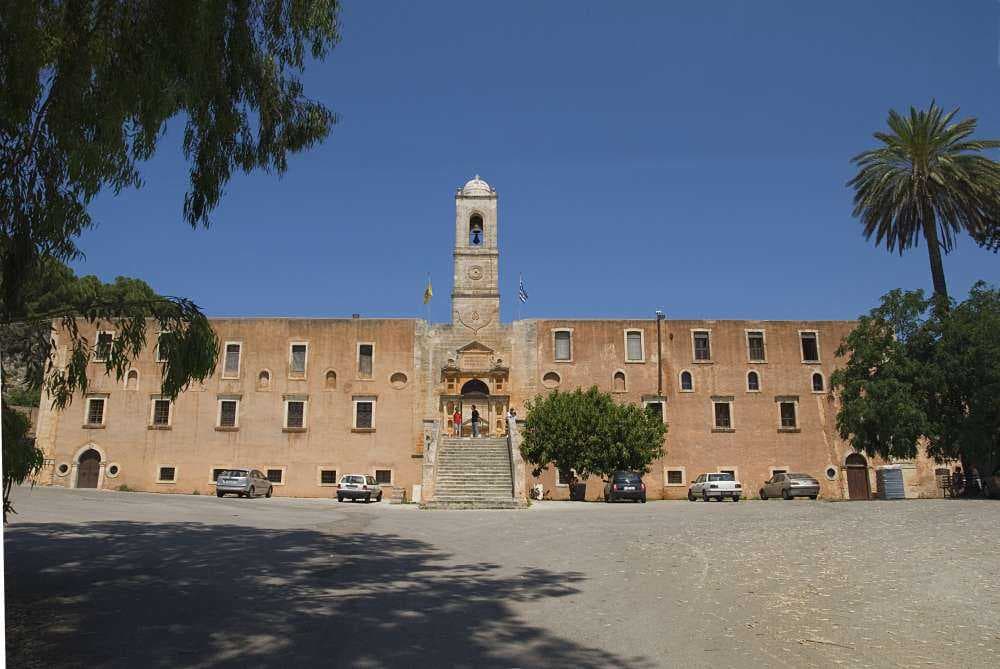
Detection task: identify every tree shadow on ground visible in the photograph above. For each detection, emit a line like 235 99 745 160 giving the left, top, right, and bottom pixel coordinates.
6 521 654 668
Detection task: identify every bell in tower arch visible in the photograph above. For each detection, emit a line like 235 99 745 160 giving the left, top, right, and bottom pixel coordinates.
469 214 484 246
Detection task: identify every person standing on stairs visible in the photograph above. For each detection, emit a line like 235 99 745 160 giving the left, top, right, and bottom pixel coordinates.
471 405 481 438
452 407 462 437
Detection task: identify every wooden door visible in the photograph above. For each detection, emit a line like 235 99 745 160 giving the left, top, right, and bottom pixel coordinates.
77 449 101 488
846 467 869 500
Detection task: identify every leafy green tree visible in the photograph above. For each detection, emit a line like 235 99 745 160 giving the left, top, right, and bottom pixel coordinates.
831 283 1000 477
1 1 341 518
2 401 42 521
847 103 1000 304
520 386 666 485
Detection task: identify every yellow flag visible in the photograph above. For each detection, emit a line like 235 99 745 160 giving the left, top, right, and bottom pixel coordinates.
423 276 433 304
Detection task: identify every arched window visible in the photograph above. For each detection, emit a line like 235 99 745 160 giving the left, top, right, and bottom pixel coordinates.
812 372 824 392
469 214 484 246
613 371 626 393
542 371 561 389
460 378 490 396
325 370 337 389
747 371 760 392
125 369 139 391
680 370 693 391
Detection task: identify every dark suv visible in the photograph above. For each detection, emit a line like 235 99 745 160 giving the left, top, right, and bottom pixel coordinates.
604 471 646 503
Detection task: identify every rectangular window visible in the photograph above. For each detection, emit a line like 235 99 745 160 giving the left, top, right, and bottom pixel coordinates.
358 343 374 378
212 468 227 483
375 469 392 485
800 332 820 362
713 401 732 429
285 400 306 429
320 469 337 485
266 469 284 484
554 330 571 361
644 400 664 422
780 401 798 428
223 342 241 378
556 468 576 486
625 330 644 362
158 466 176 482
666 469 684 485
155 332 172 363
151 399 171 426
218 399 239 428
693 331 711 361
289 342 308 377
85 397 106 426
94 331 114 362
747 331 766 362
354 396 375 429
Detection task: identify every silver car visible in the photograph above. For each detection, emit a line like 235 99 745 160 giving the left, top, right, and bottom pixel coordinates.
336 474 383 503
216 469 273 498
759 472 819 500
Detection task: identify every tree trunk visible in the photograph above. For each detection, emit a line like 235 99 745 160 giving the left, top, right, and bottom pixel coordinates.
921 216 949 308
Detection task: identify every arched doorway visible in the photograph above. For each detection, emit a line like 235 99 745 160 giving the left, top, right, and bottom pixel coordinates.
77 449 101 489
460 379 489 437
845 453 870 500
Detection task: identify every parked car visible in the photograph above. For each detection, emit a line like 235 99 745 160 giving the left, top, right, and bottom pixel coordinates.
759 472 819 500
216 469 273 498
337 474 383 503
688 472 742 501
604 471 647 503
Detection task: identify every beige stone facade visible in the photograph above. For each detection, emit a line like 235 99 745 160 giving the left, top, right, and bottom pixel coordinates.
34 177 945 501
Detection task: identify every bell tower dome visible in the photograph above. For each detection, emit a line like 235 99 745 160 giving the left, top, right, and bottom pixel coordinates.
452 175 500 333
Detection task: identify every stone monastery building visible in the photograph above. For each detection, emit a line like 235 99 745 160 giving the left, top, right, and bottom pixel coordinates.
35 176 944 505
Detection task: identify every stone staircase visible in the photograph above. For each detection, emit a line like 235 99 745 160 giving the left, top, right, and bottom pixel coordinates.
424 437 523 509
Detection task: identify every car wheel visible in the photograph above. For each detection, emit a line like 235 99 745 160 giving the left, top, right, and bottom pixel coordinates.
248 486 255 498
337 495 344 502
377 492 383 502
217 491 224 498
733 495 741 502
702 491 709 502
759 489 767 500
265 486 272 498
364 495 371 504
782 488 791 500
687 490 695 502
809 495 818 500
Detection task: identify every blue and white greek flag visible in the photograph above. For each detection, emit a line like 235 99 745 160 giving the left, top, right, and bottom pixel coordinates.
518 275 528 303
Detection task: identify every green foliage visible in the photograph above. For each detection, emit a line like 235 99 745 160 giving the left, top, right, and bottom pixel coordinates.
4 385 40 407
117 484 133 493
832 283 1000 473
2 402 44 522
848 102 1000 301
520 386 666 481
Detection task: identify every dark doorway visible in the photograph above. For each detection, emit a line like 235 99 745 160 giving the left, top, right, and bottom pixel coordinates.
460 379 489 398
845 453 870 500
77 449 101 489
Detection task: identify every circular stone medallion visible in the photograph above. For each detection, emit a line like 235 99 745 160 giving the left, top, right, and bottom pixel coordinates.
467 266 484 281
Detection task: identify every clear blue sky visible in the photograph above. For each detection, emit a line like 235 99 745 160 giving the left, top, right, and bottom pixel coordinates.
78 1 999 321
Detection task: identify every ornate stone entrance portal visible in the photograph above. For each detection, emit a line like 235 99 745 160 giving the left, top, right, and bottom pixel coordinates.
439 342 509 437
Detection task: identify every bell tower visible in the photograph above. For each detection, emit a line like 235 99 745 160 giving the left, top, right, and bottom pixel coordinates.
452 175 500 333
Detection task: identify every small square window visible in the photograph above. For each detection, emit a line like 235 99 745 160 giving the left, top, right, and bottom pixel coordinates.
644 400 664 422
212 468 227 483
158 466 176 482
218 399 239 428
666 469 684 485
375 469 392 485
556 468 577 486
320 469 337 485
86 397 106 426
354 397 375 429
780 401 797 428
151 399 171 426
713 401 732 429
801 332 820 363
747 331 766 362
266 469 284 484
223 343 242 378
693 331 711 361
554 331 571 361
94 332 114 362
358 343 374 378
290 343 308 377
285 400 306 429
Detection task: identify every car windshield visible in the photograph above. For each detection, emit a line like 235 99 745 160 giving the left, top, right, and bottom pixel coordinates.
220 470 248 478
789 474 813 480
342 475 365 484
708 473 734 481
614 473 641 483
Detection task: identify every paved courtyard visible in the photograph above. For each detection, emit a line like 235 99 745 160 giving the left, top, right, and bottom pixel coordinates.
5 486 999 668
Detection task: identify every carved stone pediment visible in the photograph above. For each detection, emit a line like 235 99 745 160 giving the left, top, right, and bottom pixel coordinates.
456 341 495 372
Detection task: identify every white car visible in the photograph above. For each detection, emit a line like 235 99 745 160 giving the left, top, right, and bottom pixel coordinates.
688 472 742 502
336 474 383 503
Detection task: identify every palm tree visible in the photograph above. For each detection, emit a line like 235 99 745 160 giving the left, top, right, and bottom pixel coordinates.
848 102 1000 305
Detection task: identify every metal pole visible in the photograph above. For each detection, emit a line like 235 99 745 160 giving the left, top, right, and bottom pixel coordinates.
655 310 664 397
